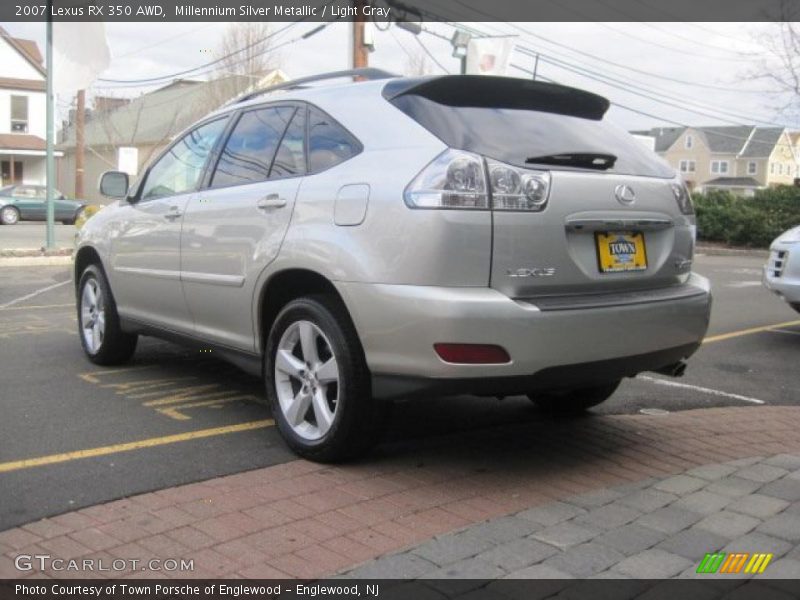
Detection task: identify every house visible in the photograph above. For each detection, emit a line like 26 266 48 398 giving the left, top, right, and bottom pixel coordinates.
0 26 61 187
633 125 800 196
57 70 287 203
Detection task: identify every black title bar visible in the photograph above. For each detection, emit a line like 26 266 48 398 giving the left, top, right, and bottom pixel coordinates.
2 0 798 22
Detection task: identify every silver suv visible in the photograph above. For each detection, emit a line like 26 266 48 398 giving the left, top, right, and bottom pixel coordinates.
75 70 712 461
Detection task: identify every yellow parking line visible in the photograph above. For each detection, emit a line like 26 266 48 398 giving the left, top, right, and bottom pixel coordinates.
0 419 274 474
0 303 74 311
703 319 800 344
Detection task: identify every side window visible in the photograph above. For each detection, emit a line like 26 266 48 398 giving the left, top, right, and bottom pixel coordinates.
211 106 294 188
270 108 306 179
140 118 227 201
307 107 360 173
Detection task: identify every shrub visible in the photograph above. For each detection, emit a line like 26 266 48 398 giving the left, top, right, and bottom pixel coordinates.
693 187 800 248
75 204 104 230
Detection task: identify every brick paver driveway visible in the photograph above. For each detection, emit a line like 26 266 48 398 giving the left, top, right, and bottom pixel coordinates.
3 406 800 580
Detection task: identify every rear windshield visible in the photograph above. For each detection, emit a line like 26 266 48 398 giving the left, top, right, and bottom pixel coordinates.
390 95 674 179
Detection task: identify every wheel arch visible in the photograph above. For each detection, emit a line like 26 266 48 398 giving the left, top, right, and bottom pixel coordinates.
255 268 357 355
73 246 105 293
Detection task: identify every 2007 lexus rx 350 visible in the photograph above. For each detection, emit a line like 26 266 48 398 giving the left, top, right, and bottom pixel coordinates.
74 71 712 461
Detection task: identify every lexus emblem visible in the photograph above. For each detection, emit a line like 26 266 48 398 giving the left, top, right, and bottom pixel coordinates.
615 184 636 206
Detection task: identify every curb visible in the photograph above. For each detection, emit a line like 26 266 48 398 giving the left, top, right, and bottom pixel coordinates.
695 244 769 259
0 255 73 267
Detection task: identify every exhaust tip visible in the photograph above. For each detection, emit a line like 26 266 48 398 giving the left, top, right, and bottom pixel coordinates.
654 361 687 378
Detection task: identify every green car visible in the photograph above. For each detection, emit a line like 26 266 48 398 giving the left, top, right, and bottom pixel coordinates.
0 184 87 225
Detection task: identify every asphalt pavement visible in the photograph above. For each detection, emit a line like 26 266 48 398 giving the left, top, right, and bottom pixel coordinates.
0 253 798 532
0 222 75 250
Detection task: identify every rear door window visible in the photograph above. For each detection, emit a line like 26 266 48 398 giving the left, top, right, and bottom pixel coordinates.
307 107 361 173
211 106 295 188
270 107 306 179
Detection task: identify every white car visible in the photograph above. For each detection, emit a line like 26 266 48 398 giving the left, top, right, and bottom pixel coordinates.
764 225 800 314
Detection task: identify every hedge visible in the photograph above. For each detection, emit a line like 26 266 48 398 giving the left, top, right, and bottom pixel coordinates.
693 187 800 248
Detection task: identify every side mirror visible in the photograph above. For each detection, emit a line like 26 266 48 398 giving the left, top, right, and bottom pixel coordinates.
99 171 129 199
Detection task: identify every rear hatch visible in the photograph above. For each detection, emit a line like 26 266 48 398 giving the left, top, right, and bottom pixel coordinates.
387 76 694 300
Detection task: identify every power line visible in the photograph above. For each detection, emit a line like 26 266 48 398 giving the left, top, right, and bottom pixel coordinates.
97 21 301 85
412 34 451 74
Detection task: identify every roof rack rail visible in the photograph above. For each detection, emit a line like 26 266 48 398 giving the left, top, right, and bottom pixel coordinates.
233 68 397 105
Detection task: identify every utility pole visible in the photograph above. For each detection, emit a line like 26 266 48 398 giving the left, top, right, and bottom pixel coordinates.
352 0 368 72
45 0 55 249
75 89 85 198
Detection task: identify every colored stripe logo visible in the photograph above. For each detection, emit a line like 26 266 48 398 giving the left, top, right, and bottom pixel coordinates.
697 552 773 574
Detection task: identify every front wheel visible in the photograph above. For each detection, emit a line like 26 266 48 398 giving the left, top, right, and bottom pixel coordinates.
0 206 20 225
77 264 138 365
528 380 621 416
265 295 389 462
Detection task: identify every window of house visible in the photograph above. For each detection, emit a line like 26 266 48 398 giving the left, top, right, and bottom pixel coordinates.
710 160 729 175
679 159 696 173
140 118 228 200
10 96 28 133
770 162 775 175
747 162 757 175
685 135 693 149
211 106 295 188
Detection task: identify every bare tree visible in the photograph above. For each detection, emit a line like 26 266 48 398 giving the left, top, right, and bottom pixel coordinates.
204 23 281 110
404 46 433 77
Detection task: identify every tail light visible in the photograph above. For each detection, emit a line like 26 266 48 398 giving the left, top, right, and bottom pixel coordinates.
671 182 694 215
404 149 550 212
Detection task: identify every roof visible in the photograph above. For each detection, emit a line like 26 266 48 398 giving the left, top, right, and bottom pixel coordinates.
0 26 45 77
0 134 46 151
630 127 685 153
704 177 762 188
58 77 249 150
633 125 790 157
740 127 786 158
59 72 287 150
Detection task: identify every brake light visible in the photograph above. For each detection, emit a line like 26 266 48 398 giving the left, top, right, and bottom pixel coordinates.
405 150 551 212
434 343 511 364
404 149 488 209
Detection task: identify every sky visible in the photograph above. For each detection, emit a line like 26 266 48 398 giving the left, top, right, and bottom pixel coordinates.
2 20 795 132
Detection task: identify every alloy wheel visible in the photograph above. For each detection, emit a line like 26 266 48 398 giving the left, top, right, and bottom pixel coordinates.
274 320 340 441
80 278 106 354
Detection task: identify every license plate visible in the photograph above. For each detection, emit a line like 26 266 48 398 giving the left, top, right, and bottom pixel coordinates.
596 231 647 273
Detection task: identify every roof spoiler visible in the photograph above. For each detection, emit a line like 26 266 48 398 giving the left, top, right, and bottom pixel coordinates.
383 76 610 120
230 68 397 106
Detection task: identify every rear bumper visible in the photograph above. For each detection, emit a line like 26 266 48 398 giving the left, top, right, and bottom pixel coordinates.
335 273 711 400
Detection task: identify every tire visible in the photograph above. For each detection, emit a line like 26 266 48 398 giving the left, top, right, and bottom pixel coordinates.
64 207 85 226
528 380 621 416
77 264 138 365
265 294 390 462
0 206 20 225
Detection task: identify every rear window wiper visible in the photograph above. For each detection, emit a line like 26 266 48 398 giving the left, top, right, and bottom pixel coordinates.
525 152 617 170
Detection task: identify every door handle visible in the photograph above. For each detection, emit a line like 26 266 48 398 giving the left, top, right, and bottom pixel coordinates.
257 194 287 210
163 206 182 221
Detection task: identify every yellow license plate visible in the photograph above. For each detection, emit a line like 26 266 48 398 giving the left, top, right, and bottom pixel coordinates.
596 231 647 273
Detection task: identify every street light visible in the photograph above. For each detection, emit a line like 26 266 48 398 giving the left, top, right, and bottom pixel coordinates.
450 30 471 74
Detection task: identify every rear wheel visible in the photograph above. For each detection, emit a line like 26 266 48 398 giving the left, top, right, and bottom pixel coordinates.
528 380 621 416
77 264 138 365
64 207 85 226
265 295 389 462
0 206 20 225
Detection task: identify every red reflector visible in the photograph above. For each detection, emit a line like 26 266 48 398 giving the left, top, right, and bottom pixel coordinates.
433 343 511 364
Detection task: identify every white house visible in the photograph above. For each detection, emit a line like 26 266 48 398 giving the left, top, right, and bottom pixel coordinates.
0 27 55 187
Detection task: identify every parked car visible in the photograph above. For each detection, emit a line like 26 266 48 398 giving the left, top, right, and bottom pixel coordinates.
0 184 87 225
74 70 712 461
763 225 800 313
